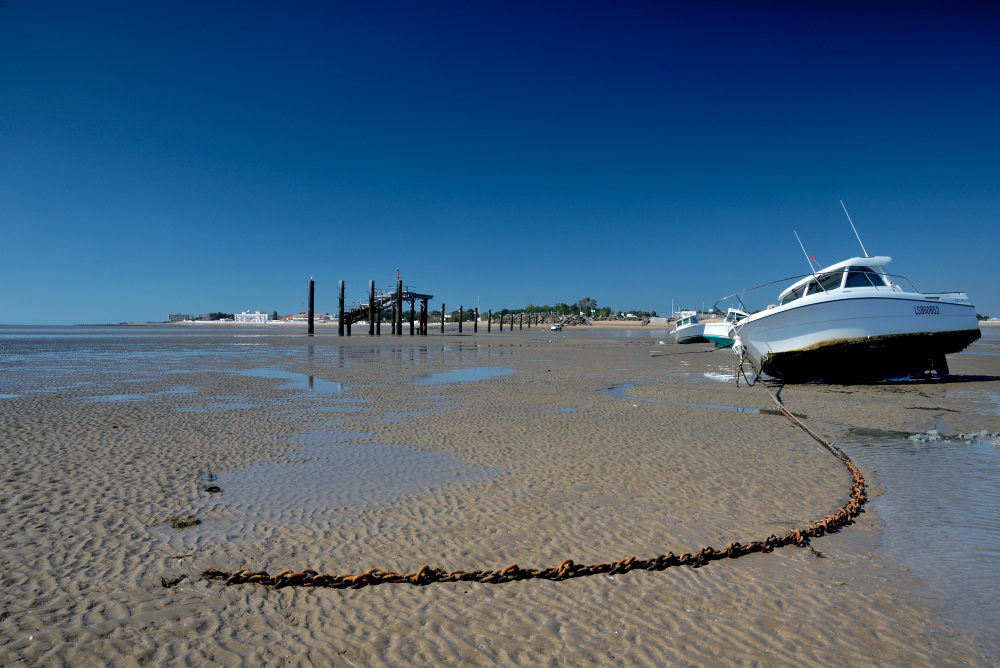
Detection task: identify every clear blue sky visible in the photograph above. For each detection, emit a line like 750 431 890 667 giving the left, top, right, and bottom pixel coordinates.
2 1 997 324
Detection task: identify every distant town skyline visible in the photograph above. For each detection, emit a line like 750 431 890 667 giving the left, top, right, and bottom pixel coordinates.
3 2 998 324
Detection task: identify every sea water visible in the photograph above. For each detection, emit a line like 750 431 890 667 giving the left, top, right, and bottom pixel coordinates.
837 327 1000 659
840 430 1000 659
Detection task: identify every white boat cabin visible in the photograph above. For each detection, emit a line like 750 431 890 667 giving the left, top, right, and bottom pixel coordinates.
724 308 749 324
777 256 897 306
675 313 700 328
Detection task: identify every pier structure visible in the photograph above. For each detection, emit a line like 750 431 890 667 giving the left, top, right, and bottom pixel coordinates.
339 282 434 336
317 277 568 337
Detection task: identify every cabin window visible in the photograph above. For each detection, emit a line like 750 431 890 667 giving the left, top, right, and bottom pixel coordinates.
818 270 844 291
803 271 844 297
780 285 805 305
845 267 887 288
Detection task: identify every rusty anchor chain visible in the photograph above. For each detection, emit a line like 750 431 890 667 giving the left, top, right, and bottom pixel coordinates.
200 382 866 590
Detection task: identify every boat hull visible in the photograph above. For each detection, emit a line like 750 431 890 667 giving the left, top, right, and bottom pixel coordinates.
702 322 735 348
734 293 981 382
670 323 707 344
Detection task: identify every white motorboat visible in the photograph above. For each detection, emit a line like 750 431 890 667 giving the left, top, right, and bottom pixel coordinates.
702 308 749 348
670 311 708 344
724 255 981 382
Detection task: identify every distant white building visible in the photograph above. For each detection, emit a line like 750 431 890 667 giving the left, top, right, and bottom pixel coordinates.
287 313 334 323
235 311 269 323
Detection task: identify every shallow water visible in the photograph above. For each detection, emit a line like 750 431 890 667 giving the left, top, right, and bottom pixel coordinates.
193 432 501 529
243 368 345 394
839 431 1000 660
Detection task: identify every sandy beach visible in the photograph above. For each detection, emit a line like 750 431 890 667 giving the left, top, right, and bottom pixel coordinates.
1 324 998 666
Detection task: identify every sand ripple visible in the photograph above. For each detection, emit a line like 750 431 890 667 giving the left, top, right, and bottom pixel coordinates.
1 331 996 665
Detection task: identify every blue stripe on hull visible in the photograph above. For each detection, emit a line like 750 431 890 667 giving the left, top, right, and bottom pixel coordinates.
704 335 735 348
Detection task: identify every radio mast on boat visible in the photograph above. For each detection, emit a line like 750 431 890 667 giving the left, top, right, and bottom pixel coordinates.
840 200 869 258
794 231 819 275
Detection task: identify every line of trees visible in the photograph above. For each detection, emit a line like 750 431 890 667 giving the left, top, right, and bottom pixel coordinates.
370 298 667 324
478 298 658 319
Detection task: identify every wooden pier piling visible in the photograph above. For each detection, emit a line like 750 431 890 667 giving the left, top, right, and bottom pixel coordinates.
369 281 375 336
308 279 315 336
396 279 403 336
337 281 344 336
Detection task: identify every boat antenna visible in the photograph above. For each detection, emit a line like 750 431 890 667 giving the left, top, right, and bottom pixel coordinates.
840 200 869 258
794 231 818 275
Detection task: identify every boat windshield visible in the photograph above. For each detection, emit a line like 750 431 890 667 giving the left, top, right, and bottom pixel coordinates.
808 270 845 294
780 285 806 305
845 267 887 288
818 270 844 291
784 270 846 304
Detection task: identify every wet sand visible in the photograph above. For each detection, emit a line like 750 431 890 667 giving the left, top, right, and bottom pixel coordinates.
1 326 998 666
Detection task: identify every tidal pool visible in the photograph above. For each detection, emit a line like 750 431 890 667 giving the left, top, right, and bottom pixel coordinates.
840 431 1000 659
243 368 344 393
187 431 501 530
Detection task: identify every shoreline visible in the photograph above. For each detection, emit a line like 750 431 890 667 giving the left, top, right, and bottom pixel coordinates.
2 318 997 330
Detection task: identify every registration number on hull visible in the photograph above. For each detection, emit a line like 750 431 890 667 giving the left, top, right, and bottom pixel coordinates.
915 305 940 315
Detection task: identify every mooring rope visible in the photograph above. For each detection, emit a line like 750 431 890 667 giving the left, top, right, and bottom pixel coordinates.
198 381 866 590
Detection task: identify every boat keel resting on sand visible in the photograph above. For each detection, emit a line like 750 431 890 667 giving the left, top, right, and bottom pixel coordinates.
722 255 981 382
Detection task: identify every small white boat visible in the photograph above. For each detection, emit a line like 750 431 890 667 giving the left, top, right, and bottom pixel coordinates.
550 323 562 331
725 255 981 382
702 308 749 348
670 311 707 344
